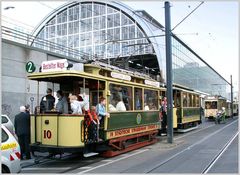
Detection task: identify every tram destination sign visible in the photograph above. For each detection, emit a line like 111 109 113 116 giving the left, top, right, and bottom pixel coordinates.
111 72 131 81
41 59 69 72
144 79 160 87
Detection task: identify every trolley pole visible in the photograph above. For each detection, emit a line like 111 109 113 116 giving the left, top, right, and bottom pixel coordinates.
165 1 173 143
230 75 233 118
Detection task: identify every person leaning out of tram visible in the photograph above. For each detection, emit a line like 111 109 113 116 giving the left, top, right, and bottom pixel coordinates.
69 93 89 114
56 90 69 114
96 97 110 127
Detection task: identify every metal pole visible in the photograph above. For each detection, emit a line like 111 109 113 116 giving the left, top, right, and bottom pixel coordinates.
230 75 233 118
165 1 173 143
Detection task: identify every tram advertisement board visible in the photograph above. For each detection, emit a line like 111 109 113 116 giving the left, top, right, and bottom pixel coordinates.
106 124 159 139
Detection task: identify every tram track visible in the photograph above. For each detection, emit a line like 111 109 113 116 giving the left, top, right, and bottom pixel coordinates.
21 118 238 173
145 118 238 173
202 131 239 174
21 153 82 169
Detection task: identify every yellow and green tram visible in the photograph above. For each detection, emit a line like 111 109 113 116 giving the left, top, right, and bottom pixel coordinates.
233 102 239 116
173 85 201 129
28 60 165 157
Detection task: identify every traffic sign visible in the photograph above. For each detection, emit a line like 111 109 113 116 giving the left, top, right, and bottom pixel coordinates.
26 61 36 73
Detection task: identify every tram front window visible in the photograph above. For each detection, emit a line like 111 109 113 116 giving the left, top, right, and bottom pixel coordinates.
205 101 217 109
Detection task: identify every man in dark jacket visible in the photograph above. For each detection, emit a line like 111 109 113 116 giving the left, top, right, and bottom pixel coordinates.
14 106 31 159
40 88 55 113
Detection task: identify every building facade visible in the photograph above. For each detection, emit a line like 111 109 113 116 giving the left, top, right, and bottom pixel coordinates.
32 1 166 80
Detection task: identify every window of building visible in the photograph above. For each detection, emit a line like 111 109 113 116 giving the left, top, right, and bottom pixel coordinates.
68 22 74 34
109 84 133 111
81 4 92 19
68 35 74 48
57 10 67 23
68 7 74 21
144 89 158 110
74 21 79 33
73 5 79 21
107 14 114 28
134 88 143 110
107 6 117 14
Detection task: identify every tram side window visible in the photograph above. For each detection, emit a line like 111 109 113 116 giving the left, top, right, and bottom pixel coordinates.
144 89 158 110
182 93 187 107
134 88 143 110
109 84 132 111
192 95 196 107
196 96 200 107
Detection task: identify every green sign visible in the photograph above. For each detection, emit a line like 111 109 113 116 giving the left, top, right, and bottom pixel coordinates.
26 61 36 73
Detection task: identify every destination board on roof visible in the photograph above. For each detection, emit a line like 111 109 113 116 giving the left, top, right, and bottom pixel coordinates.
111 72 131 81
144 80 160 87
41 59 68 72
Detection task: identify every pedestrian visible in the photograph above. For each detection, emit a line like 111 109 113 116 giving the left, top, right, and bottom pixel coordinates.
161 97 167 134
14 106 31 160
96 97 110 128
25 104 30 114
56 90 69 114
40 88 55 113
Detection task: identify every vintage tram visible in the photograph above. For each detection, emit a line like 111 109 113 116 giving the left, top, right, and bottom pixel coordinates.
204 95 229 119
28 59 165 157
233 102 239 116
173 85 201 130
28 59 202 157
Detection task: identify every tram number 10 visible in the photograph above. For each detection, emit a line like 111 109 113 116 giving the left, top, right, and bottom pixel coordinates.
43 130 52 139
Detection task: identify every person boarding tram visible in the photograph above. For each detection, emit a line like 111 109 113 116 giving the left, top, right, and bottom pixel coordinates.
96 97 110 126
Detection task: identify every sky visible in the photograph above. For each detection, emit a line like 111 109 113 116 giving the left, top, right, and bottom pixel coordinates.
1 1 239 93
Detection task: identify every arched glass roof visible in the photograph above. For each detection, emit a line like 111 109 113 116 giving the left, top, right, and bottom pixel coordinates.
32 1 155 60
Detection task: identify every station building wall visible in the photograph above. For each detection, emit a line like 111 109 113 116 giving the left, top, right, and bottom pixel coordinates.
1 39 62 122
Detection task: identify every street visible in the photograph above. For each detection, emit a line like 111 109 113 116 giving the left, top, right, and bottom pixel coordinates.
20 117 238 174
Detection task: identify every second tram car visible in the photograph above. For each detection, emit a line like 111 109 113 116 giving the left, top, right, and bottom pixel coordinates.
173 85 201 129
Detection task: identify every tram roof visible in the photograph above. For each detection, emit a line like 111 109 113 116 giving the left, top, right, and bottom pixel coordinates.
27 70 165 90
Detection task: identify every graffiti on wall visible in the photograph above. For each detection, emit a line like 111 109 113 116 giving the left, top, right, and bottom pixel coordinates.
2 104 12 116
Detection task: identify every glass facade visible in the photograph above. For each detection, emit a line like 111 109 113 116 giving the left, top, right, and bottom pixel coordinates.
32 1 230 100
33 2 153 59
172 36 230 99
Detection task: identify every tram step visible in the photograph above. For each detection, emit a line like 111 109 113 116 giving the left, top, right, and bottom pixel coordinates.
176 125 198 133
83 152 99 158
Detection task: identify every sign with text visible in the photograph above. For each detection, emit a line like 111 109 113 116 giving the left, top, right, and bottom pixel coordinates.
26 61 36 73
111 72 131 81
106 124 159 139
144 79 160 87
41 59 68 72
